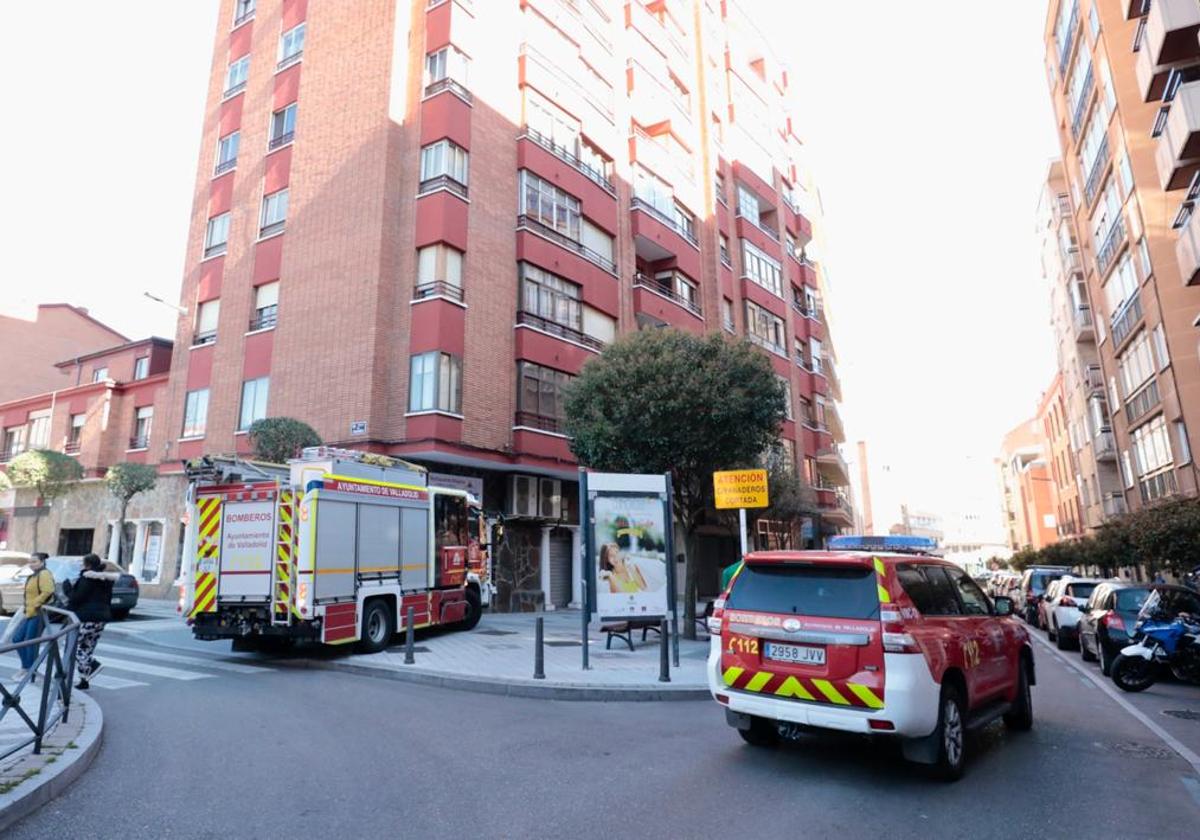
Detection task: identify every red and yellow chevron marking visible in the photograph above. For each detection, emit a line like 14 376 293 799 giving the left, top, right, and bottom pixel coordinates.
722 666 884 709
189 496 222 618
274 491 300 618
873 556 891 604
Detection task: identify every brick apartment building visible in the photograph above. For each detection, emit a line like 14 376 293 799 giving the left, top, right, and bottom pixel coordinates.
997 417 1059 552
1043 0 1200 517
3 0 852 604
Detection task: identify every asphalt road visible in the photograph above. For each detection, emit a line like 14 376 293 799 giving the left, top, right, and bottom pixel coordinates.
8 627 1200 839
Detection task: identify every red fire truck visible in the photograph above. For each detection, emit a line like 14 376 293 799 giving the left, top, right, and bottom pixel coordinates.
180 447 491 652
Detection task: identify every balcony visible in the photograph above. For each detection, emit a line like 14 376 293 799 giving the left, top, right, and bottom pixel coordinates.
1083 135 1110 205
517 214 617 274
1176 184 1200 283
735 209 780 243
823 400 845 442
514 410 564 434
516 310 605 351
424 77 473 105
1095 214 1127 277
1093 429 1117 461
1125 378 1161 424
1072 305 1094 341
815 488 854 526
816 447 850 486
1156 80 1200 190
633 271 701 317
1069 64 1095 139
521 128 614 195
413 280 464 303
63 441 81 455
1102 492 1129 518
1085 364 1105 394
1136 0 1200 102
1056 3 1079 76
418 174 468 200
630 198 698 247
1110 293 1144 347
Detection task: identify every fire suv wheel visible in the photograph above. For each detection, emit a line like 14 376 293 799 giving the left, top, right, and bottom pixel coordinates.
737 715 780 748
455 587 482 631
358 600 395 654
933 686 967 782
1003 657 1033 732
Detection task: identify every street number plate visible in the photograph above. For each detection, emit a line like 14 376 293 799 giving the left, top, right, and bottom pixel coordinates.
763 641 825 666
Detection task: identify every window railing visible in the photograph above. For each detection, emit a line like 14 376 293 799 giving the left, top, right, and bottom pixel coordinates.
260 220 285 238
735 209 780 242
233 7 255 27
414 280 464 302
1110 292 1142 346
418 174 469 199
516 310 604 350
222 80 246 99
203 241 227 259
633 271 702 316
214 157 237 175
1125 378 1161 424
1083 134 1110 204
520 127 614 195
425 76 473 104
248 311 278 331
1139 468 1178 504
630 198 699 247
277 50 303 71
268 131 294 150
516 214 617 273
1093 429 1116 460
1085 364 1104 391
1095 213 1126 276
193 330 217 347
1069 65 1094 138
1073 305 1093 332
128 435 150 450
745 332 786 356
63 441 81 455
514 410 564 433
1057 4 1078 75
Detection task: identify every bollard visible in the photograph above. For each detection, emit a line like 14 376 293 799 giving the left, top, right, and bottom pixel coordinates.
658 618 670 683
534 616 546 679
404 606 416 665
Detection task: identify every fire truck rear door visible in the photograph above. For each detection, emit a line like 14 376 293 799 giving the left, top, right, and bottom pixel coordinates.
314 498 357 600
217 497 276 600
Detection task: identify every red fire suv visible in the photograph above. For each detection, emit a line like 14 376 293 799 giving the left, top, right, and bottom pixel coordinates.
708 536 1034 780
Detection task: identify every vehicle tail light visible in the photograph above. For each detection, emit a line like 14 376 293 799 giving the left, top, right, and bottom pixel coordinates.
298 581 310 615
707 596 726 635
177 583 185 614
880 607 920 654
131 578 139 590
868 719 895 731
715 693 730 705
1059 596 1076 607
1102 611 1125 631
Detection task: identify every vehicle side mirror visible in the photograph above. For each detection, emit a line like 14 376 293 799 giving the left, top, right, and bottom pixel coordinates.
994 596 1013 617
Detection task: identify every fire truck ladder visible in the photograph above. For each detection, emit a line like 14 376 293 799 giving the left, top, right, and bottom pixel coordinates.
272 489 298 625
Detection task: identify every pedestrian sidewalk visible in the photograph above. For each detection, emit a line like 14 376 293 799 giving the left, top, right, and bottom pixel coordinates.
301 610 713 701
0 693 103 834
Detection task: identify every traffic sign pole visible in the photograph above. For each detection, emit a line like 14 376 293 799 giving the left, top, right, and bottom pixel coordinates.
738 508 748 560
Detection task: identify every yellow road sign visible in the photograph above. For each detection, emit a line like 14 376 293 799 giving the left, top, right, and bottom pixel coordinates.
713 469 769 509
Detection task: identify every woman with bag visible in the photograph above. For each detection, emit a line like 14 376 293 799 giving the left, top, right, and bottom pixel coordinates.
11 553 55 682
67 553 119 690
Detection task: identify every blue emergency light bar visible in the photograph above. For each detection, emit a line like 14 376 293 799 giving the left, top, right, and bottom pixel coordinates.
827 535 939 554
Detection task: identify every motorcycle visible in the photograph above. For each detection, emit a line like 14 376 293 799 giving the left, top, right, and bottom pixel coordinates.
1110 601 1200 693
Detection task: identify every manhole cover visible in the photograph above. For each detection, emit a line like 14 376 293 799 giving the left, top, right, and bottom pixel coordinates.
544 640 582 647
1162 709 1200 722
1093 741 1177 760
473 629 519 636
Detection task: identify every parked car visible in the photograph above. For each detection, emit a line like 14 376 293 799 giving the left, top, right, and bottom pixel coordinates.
0 551 33 616
1078 582 1152 676
1043 577 1101 649
1018 566 1070 625
2 556 139 619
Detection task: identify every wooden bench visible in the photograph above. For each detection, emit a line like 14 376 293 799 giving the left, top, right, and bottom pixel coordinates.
599 618 662 651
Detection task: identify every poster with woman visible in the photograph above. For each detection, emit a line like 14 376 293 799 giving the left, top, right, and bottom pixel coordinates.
592 495 668 618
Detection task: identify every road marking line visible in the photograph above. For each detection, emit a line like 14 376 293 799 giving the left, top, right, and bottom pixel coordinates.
87 674 150 690
1031 631 1200 775
94 656 215 681
98 643 273 674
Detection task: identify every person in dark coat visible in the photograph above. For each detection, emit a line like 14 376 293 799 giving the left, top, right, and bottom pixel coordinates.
67 554 118 690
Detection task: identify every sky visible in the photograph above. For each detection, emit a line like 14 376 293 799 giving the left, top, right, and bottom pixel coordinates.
1 1 1060 536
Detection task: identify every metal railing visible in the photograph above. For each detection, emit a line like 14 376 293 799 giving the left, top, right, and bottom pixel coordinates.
1073 305 1093 333
268 131 294 150
1096 214 1126 276
1093 429 1117 460
630 198 699 247
233 5 255 27
1057 3 1079 75
735 209 780 242
516 310 605 350
203 242 227 259
128 435 149 450
277 51 302 72
1139 468 1179 504
1085 364 1105 392
192 330 217 347
259 220 285 238
413 280 464 302
1070 65 1094 138
1084 135 1110 204
520 127 614 194
214 157 237 175
514 411 563 433
63 441 81 455
425 77 473 104
222 81 246 99
633 272 702 316
1110 292 1143 346
248 310 278 331
0 607 81 762
516 214 617 273
418 174 469 199
1125 378 1161 424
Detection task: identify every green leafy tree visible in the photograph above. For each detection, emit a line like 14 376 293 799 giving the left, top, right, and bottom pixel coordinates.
7 450 84 552
0 470 10 492
105 463 159 569
1131 496 1200 578
248 417 322 464
564 330 787 638
747 461 819 548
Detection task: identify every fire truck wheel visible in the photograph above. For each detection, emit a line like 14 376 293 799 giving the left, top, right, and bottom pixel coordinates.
458 587 482 631
358 599 395 654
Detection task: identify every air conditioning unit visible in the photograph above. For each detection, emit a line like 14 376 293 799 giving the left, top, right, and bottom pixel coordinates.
508 475 562 519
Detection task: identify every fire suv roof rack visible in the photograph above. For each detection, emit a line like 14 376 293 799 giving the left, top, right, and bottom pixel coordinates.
296 446 427 474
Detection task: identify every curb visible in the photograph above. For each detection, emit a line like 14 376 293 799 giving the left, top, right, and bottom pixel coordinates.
0 693 103 834
274 657 711 701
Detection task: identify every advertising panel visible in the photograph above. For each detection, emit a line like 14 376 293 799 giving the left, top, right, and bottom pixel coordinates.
592 494 669 618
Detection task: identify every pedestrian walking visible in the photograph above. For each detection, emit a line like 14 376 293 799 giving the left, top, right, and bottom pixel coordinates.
11 553 55 682
67 553 119 690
